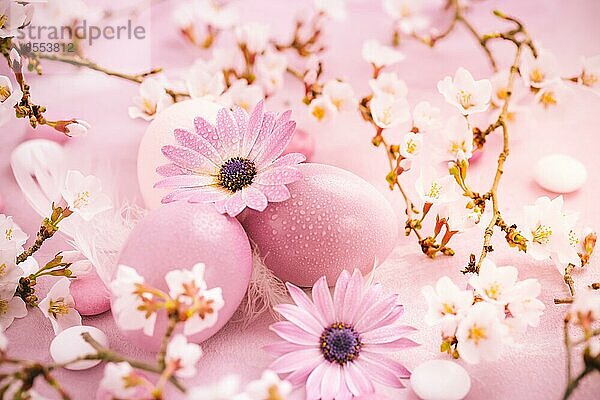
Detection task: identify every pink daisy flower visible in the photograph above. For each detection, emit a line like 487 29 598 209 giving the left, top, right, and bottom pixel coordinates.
155 101 305 217
266 269 417 400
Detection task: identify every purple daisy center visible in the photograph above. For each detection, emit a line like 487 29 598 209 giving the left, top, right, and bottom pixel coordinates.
217 157 257 192
320 323 362 365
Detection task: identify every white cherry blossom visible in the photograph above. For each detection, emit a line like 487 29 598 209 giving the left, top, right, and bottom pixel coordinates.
362 39 406 69
505 279 545 331
469 259 518 305
128 77 173 121
235 23 270 54
0 74 22 126
0 254 23 289
38 277 81 334
570 288 600 328
322 80 356 112
437 67 492 115
244 370 292 400
521 196 580 267
308 96 337 122
0 214 28 255
399 131 424 160
412 100 441 132
455 301 508 364
422 276 474 330
61 170 112 222
186 61 226 100
535 79 573 109
0 0 33 38
521 48 559 88
370 93 410 128
579 55 600 90
314 0 346 20
187 375 244 400
63 119 90 137
369 72 408 100
166 334 203 378
99 362 145 399
196 0 239 30
415 167 459 205
383 0 429 34
221 79 264 111
110 265 157 336
165 263 224 336
255 50 288 94
0 285 27 331
437 115 473 160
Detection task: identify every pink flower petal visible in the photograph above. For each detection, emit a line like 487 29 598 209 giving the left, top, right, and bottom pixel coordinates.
174 128 222 165
225 191 245 217
285 361 322 388
286 283 327 327
356 355 405 388
271 152 306 168
156 163 189 177
154 174 214 189
361 324 417 344
161 188 196 203
354 294 398 333
370 304 404 330
306 363 328 400
216 107 241 155
275 109 292 128
343 269 364 323
242 186 268 211
270 348 322 373
269 321 318 345
360 354 411 379
255 120 297 165
248 111 276 160
321 363 342 400
194 117 222 156
188 188 230 203
241 100 264 156
336 374 353 400
312 277 335 325
363 337 419 353
232 105 249 137
333 270 350 321
213 198 227 214
274 303 323 336
254 166 303 186
343 362 375 396
256 184 291 202
263 340 307 356
161 145 214 173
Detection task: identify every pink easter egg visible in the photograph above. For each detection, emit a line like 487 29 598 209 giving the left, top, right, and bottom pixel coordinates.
137 98 222 210
283 128 315 161
242 163 398 287
71 272 111 316
114 201 252 351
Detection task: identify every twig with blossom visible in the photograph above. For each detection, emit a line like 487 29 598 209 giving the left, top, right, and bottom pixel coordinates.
560 290 600 399
390 0 498 71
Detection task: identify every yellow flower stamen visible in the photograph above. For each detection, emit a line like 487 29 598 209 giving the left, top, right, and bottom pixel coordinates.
311 106 326 121
484 283 502 300
0 85 11 102
457 90 473 109
532 224 552 245
143 98 157 116
539 91 557 108
468 324 487 344
48 298 71 318
73 191 91 209
426 181 442 200
530 68 545 84
267 385 285 400
0 299 8 315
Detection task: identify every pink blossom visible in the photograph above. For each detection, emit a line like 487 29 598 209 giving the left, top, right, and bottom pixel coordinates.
267 269 417 399
155 101 305 217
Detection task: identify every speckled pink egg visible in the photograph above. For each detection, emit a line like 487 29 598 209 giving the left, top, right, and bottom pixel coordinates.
241 163 398 287
70 272 111 316
114 201 252 351
137 98 222 210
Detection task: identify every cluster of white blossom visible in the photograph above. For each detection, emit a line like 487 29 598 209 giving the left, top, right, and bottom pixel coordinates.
423 259 545 364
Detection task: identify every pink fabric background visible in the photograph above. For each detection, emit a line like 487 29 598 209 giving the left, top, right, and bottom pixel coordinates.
2 0 599 398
